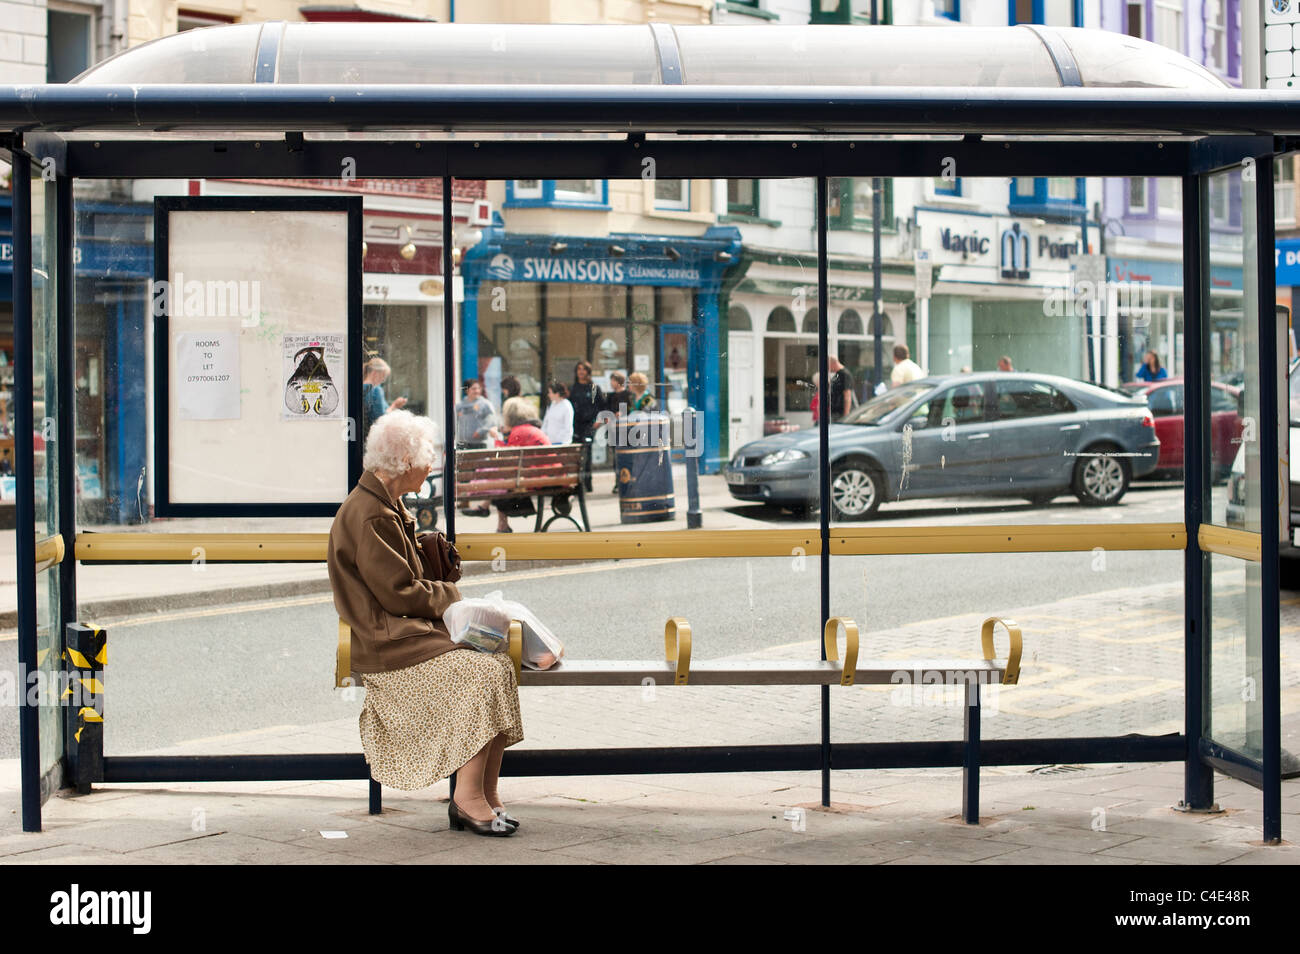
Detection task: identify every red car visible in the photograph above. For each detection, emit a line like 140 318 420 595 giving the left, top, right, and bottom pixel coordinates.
1121 377 1242 480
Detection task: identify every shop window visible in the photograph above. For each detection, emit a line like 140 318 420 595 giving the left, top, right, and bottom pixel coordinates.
767 306 796 333
47 4 97 83
1276 159 1297 228
1154 0 1185 55
654 179 691 211
506 180 609 209
1129 177 1149 214
1008 177 1085 216
728 305 753 331
801 307 820 334
838 309 863 335
829 178 893 230
727 179 760 218
1008 0 1078 26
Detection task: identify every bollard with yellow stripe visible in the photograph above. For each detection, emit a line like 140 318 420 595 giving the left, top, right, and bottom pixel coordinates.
63 622 106 795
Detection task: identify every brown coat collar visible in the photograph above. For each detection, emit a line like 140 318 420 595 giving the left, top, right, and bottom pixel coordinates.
357 470 413 523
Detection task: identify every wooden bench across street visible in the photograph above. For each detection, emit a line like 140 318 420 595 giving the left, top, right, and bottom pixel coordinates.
335 615 1024 824
454 444 591 532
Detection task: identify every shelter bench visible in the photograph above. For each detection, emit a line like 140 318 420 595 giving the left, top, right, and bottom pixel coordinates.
455 445 591 533
334 615 1023 824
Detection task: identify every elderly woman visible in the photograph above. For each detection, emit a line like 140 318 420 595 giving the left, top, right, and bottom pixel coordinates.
327 409 524 837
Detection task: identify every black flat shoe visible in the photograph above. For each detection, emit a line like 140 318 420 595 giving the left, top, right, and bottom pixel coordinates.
493 808 520 830
449 799 515 836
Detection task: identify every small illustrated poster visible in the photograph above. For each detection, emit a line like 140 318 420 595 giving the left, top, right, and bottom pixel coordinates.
281 332 345 421
176 331 240 420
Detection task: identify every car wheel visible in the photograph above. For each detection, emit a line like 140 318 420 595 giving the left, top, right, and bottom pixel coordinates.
1024 493 1056 507
1072 447 1130 506
830 460 883 520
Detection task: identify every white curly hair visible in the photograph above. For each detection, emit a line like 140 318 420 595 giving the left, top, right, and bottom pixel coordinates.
363 409 439 478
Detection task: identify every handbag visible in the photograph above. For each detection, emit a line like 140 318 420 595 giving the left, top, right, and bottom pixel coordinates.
418 530 462 583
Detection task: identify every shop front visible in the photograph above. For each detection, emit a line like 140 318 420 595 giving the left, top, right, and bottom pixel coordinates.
917 207 1091 380
1108 253 1244 384
1 194 152 526
461 219 741 473
722 247 914 449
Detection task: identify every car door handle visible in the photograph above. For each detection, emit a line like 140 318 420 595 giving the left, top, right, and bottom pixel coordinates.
966 433 990 441
1060 424 1082 431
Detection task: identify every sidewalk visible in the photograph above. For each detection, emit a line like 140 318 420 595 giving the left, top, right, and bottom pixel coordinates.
0 464 756 628
1 553 1298 862
1 754 1296 865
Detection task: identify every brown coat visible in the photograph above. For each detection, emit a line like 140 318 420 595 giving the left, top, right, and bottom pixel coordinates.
327 470 465 674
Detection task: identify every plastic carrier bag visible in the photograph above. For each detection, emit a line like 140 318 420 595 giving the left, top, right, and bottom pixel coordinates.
443 591 564 670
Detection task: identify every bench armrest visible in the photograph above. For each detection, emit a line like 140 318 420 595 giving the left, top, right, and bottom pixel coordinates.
336 619 351 689
507 620 523 682
664 617 692 685
980 617 1022 686
823 616 860 686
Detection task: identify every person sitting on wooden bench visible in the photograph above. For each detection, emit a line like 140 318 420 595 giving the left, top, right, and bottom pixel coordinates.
486 396 551 534
328 408 524 837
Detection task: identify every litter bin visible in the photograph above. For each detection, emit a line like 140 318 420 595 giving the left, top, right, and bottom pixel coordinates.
612 411 675 524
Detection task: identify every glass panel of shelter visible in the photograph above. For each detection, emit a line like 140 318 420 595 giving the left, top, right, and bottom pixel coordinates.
1202 166 1266 764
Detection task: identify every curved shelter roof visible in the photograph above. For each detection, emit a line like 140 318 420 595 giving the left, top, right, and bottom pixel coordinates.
72 22 1225 90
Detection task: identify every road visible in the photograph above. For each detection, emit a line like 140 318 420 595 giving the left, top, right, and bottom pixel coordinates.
0 484 1193 757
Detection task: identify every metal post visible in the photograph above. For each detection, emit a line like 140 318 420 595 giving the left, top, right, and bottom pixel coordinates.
872 180 884 392
962 681 981 824
1254 158 1282 844
368 777 382 814
443 176 456 540
63 623 105 794
817 176 831 808
1180 172 1215 814
12 149 40 832
684 407 701 528
56 174 76 631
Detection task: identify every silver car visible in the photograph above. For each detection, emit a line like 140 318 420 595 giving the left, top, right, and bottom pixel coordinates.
724 372 1160 520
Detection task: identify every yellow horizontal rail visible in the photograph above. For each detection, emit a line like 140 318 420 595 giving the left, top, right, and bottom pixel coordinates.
1198 524 1262 563
35 535 66 573
76 532 328 563
75 523 1187 564
832 522 1186 555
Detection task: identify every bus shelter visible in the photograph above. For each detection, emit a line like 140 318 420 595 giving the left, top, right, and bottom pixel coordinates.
0 22 1292 842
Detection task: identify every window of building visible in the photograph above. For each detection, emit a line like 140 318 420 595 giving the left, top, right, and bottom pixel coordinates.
829 178 894 229
1208 176 1229 223
1157 176 1182 215
507 180 609 208
1129 177 1149 213
654 179 691 211
728 179 760 217
1009 0 1077 26
1276 159 1297 228
1154 0 1185 54
1126 0 1145 38
177 8 236 32
47 4 96 83
767 306 796 333
934 176 962 197
1205 0 1226 73
1009 177 1084 215
934 0 959 19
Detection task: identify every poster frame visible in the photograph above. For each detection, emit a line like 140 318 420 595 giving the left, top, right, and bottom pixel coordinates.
153 195 363 517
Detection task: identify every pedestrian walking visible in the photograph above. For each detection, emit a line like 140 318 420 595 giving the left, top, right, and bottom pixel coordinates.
569 360 604 493
541 380 575 445
827 356 854 421
890 344 925 387
1136 350 1168 382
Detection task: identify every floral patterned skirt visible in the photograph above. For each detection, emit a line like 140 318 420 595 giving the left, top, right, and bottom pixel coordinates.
359 649 524 791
